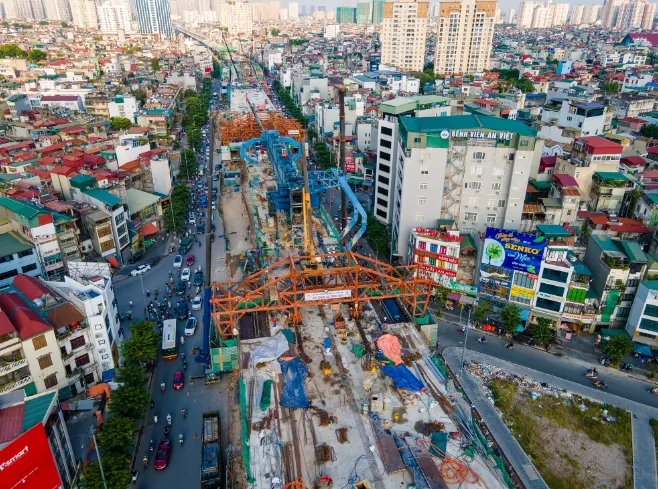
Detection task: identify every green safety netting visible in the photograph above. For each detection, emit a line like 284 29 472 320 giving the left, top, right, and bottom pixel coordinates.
352 344 365 358
430 354 448 380
471 418 514 489
260 380 272 411
281 328 296 343
412 312 433 325
239 378 255 483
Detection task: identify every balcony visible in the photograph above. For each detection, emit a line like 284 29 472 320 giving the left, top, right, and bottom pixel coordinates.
0 357 26 376
0 374 32 394
55 321 89 341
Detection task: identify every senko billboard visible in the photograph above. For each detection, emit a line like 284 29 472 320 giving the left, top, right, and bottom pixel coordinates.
483 228 547 275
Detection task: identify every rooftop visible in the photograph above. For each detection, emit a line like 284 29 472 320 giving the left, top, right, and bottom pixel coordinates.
83 188 122 207
399 114 536 137
536 224 573 238
0 232 33 257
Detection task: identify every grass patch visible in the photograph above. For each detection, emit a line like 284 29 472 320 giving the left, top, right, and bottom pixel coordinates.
652 419 658 465
489 379 633 489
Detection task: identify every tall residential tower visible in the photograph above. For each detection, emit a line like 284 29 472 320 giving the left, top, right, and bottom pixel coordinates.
434 0 496 75
381 0 429 72
136 0 173 39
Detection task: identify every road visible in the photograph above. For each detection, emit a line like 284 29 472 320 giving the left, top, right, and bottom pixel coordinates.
112 84 231 489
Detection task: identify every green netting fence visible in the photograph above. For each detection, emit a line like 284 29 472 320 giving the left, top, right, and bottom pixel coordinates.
430 354 448 380
239 378 255 483
260 380 272 411
471 417 514 489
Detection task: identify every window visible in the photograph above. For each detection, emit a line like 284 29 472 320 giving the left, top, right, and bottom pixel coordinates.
70 336 86 350
380 139 392 149
539 282 565 297
0 269 18 281
418 197 427 206
498 200 506 207
100 240 115 252
75 353 91 368
429 244 438 253
493 167 504 176
419 183 428 190
44 373 58 389
32 334 47 350
465 212 478 222
381 126 393 136
38 354 53 370
486 214 496 223
468 197 479 206
0 254 13 263
472 152 485 160
379 151 391 161
491 183 502 191
378 175 389 185
377 198 387 207
415 213 425 221
21 263 37 273
97 226 112 238
471 166 483 175
84 373 95 385
377 187 388 196
420 167 429 175
465 182 481 190
98 339 106 345
376 209 387 218
379 163 390 173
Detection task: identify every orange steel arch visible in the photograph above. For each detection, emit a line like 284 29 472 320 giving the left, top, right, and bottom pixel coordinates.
210 251 432 339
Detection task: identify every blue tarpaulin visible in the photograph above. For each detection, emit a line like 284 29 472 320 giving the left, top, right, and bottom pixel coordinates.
102 369 115 382
279 357 309 408
380 365 424 392
634 343 653 357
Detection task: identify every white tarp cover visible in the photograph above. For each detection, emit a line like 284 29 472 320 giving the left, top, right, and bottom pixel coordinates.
250 332 289 366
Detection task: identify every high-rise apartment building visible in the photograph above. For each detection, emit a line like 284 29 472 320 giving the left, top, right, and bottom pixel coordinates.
5 0 47 20
506 7 515 22
516 0 568 28
97 0 133 33
136 0 173 39
602 0 624 26
569 4 600 24
337 6 357 23
372 0 384 22
69 0 99 29
381 0 429 73
288 1 299 18
43 0 72 20
614 0 655 29
357 1 371 23
434 0 496 75
226 1 253 34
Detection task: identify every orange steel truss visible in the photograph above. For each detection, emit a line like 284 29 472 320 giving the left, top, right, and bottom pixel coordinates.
210 251 432 339
219 112 305 145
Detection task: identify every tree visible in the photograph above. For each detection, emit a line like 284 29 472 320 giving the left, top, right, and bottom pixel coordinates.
98 415 135 455
110 117 133 131
27 49 47 62
601 334 633 365
151 58 160 71
433 286 450 310
133 89 147 106
271 28 280 36
61 21 69 28
602 81 621 94
580 223 591 245
82 453 131 489
365 213 390 258
183 88 197 99
178 149 197 179
512 77 535 93
121 321 158 365
0 43 27 58
108 378 149 418
530 317 554 345
499 304 521 335
472 300 489 327
641 124 658 138
39 20 48 25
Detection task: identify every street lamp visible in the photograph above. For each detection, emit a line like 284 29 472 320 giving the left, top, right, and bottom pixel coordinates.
91 431 108 489
458 307 472 378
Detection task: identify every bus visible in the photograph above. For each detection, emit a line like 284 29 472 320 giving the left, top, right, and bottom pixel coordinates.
162 319 178 360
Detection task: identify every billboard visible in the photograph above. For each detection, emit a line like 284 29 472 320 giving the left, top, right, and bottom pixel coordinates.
483 228 546 275
304 290 352 302
0 424 61 489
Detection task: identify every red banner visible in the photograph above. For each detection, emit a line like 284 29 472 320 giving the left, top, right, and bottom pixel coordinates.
418 263 457 277
0 424 61 489
345 160 356 173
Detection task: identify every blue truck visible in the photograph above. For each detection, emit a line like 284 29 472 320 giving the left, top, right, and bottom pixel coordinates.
201 411 220 487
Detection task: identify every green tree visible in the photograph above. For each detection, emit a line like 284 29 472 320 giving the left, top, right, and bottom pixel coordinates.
601 334 633 365
61 21 69 28
271 28 280 36
133 89 147 105
0 43 27 58
188 128 202 151
108 378 149 418
82 453 131 489
178 149 197 179
27 49 47 62
1 22 9 27
121 321 158 365
110 117 133 131
641 124 658 138
499 304 521 335
512 77 535 93
530 317 554 345
433 285 450 310
39 20 48 25
151 58 160 71
580 223 591 244
365 213 390 258
472 300 490 327
98 415 135 455
602 81 621 94
183 88 197 99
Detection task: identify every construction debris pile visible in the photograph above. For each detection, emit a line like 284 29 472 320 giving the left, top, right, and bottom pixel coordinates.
466 360 568 398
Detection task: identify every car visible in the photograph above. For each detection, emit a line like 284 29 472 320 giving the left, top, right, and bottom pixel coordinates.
173 371 184 390
211 223 216 232
212 174 219 181
176 280 185 296
184 317 198 336
193 271 203 287
186 254 195 266
188 213 196 225
192 296 202 311
173 255 183 269
154 439 172 470
177 301 189 320
130 264 151 276
181 268 191 281
212 201 217 210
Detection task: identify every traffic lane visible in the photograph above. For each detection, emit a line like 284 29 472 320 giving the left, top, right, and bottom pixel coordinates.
437 323 658 407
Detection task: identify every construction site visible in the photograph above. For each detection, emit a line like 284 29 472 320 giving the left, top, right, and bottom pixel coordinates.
204 51 516 489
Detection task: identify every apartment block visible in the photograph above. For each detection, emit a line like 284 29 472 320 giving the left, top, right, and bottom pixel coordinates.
516 0 569 28
434 0 497 75
626 280 658 350
381 0 429 72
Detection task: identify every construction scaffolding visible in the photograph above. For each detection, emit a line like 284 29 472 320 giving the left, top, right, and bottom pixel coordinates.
218 112 305 146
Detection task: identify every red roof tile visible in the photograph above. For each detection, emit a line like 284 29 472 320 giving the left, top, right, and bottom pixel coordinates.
553 173 579 188
13 274 51 301
0 293 51 339
0 404 25 444
0 310 15 336
50 166 76 176
621 156 645 166
576 136 623 155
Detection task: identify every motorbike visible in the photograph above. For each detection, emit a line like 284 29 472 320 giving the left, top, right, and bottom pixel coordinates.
600 357 610 367
167 414 172 426
593 381 608 390
149 439 155 452
183 360 187 370
650 387 658 395
478 337 487 344
132 471 139 484
505 342 514 350
142 457 148 468
585 368 598 380
179 434 184 446
458 327 466 335
164 426 170 437
160 382 165 392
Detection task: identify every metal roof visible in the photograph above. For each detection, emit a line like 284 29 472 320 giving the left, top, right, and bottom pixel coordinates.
399 114 536 137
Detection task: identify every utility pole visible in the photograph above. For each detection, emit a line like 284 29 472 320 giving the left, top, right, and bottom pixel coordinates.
459 308 472 378
91 432 108 489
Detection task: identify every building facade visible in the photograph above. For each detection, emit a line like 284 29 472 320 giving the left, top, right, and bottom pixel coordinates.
97 0 133 34
136 0 173 39
516 0 569 28
434 0 497 75
626 280 658 351
381 0 429 73
69 0 99 30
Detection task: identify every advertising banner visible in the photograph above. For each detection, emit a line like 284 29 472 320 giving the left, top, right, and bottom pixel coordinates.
304 290 352 302
483 228 546 275
0 424 61 489
510 285 535 300
418 263 457 277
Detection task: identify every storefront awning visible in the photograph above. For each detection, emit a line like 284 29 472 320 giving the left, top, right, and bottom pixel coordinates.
633 343 653 357
447 292 476 305
141 222 159 236
107 256 119 267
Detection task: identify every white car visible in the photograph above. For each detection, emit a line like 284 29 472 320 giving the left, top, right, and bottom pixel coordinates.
173 255 183 269
189 213 196 225
184 317 197 336
181 268 191 282
192 295 202 311
130 264 151 277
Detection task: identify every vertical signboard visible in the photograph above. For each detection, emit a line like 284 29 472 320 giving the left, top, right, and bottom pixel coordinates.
0 424 61 489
